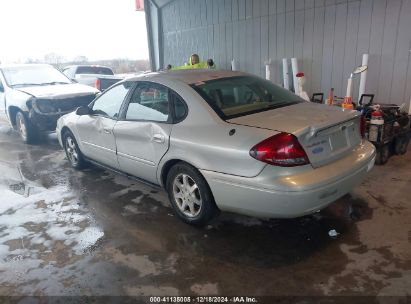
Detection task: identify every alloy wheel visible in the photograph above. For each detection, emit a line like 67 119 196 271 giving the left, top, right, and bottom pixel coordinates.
172 173 202 217
65 136 79 166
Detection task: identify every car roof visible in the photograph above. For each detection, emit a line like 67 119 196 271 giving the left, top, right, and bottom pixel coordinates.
126 69 250 85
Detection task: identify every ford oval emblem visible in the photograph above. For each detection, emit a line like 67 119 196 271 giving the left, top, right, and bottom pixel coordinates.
312 147 324 154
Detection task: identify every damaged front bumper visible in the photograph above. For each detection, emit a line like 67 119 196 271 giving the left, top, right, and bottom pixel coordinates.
28 95 96 131
29 108 68 132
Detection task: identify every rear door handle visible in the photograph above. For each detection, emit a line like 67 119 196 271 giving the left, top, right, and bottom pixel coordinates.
103 128 112 134
153 133 165 143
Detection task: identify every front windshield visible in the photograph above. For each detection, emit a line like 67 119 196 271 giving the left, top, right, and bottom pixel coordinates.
2 65 71 87
191 76 304 119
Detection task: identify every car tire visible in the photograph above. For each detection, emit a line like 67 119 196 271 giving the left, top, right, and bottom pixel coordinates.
63 130 87 169
375 144 390 165
15 111 38 144
166 162 218 226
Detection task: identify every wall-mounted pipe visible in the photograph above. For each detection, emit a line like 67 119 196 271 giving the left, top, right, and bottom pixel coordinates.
265 59 271 81
231 59 237 71
291 58 299 95
346 76 353 97
358 54 369 102
282 58 290 90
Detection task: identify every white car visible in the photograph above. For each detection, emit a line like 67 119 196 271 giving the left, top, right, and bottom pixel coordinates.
0 64 99 143
57 70 375 225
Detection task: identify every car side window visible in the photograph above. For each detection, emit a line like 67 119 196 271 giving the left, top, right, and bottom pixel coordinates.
172 93 187 122
92 82 132 119
125 83 170 122
0 79 4 92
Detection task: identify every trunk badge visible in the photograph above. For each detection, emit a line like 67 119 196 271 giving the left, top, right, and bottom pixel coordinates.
312 147 324 154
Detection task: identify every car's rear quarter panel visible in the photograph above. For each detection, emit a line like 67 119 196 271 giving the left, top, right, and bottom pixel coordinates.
200 140 375 218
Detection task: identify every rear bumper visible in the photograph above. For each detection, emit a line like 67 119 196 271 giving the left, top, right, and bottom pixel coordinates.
201 141 376 218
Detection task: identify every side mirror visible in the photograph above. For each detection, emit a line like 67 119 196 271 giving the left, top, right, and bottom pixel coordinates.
76 106 91 116
0 84 4 93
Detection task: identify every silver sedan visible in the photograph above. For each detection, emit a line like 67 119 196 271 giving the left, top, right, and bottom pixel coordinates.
56 70 376 225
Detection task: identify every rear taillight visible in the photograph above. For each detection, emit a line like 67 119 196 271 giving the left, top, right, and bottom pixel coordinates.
95 79 101 91
249 133 310 167
360 116 366 138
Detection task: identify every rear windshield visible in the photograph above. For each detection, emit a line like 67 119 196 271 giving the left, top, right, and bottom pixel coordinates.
76 66 114 75
191 76 303 119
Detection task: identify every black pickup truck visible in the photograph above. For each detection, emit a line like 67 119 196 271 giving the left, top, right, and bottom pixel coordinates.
62 65 123 91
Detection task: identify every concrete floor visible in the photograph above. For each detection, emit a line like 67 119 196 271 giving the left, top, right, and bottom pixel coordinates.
0 118 410 301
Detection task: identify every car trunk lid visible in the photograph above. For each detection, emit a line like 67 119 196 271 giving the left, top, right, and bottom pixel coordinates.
227 103 362 168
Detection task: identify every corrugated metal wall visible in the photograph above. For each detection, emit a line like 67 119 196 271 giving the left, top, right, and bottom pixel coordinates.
159 0 411 105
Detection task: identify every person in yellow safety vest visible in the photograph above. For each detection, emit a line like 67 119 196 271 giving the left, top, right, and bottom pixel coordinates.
171 54 216 70
190 54 200 65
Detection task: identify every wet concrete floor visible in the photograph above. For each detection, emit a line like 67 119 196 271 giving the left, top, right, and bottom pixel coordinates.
0 119 410 300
